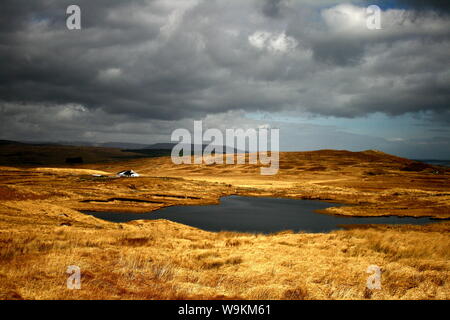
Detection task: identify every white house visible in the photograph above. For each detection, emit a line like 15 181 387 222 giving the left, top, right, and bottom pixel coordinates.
116 170 140 177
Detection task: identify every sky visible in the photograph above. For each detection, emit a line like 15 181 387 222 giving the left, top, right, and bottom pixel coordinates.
0 0 449 159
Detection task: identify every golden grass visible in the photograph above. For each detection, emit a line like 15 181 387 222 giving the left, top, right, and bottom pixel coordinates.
0 150 449 299
0 214 448 300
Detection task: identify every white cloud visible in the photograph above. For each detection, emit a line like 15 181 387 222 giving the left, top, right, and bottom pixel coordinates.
321 4 368 32
248 31 298 53
55 104 87 121
387 137 405 142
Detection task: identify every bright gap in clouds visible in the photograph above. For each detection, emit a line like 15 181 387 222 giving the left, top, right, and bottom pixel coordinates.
246 111 450 159
246 112 444 140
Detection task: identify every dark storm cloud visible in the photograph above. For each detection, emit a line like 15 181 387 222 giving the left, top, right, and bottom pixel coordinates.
0 0 299 122
261 0 285 18
393 0 450 13
0 0 450 143
310 38 365 66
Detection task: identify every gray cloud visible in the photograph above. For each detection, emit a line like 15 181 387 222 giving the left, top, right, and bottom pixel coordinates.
261 0 285 18
0 0 449 151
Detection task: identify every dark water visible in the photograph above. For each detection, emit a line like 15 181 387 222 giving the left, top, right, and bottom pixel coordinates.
82 196 440 233
414 159 450 167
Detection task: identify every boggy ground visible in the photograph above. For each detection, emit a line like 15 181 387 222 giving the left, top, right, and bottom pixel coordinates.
0 149 449 299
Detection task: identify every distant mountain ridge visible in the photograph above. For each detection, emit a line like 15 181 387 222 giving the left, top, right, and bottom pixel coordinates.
126 143 245 155
1 140 244 153
2 140 449 165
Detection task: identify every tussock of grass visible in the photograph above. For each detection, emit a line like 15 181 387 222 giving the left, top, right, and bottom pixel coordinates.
0 220 448 300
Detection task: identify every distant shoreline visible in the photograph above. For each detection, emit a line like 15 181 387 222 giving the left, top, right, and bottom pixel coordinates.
414 159 450 167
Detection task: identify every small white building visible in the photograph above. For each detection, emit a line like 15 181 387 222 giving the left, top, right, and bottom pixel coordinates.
116 170 140 177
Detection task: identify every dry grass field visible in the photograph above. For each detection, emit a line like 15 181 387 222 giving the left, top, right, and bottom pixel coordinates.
0 146 449 300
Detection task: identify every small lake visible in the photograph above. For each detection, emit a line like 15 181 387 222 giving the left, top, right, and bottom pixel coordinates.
82 195 440 233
